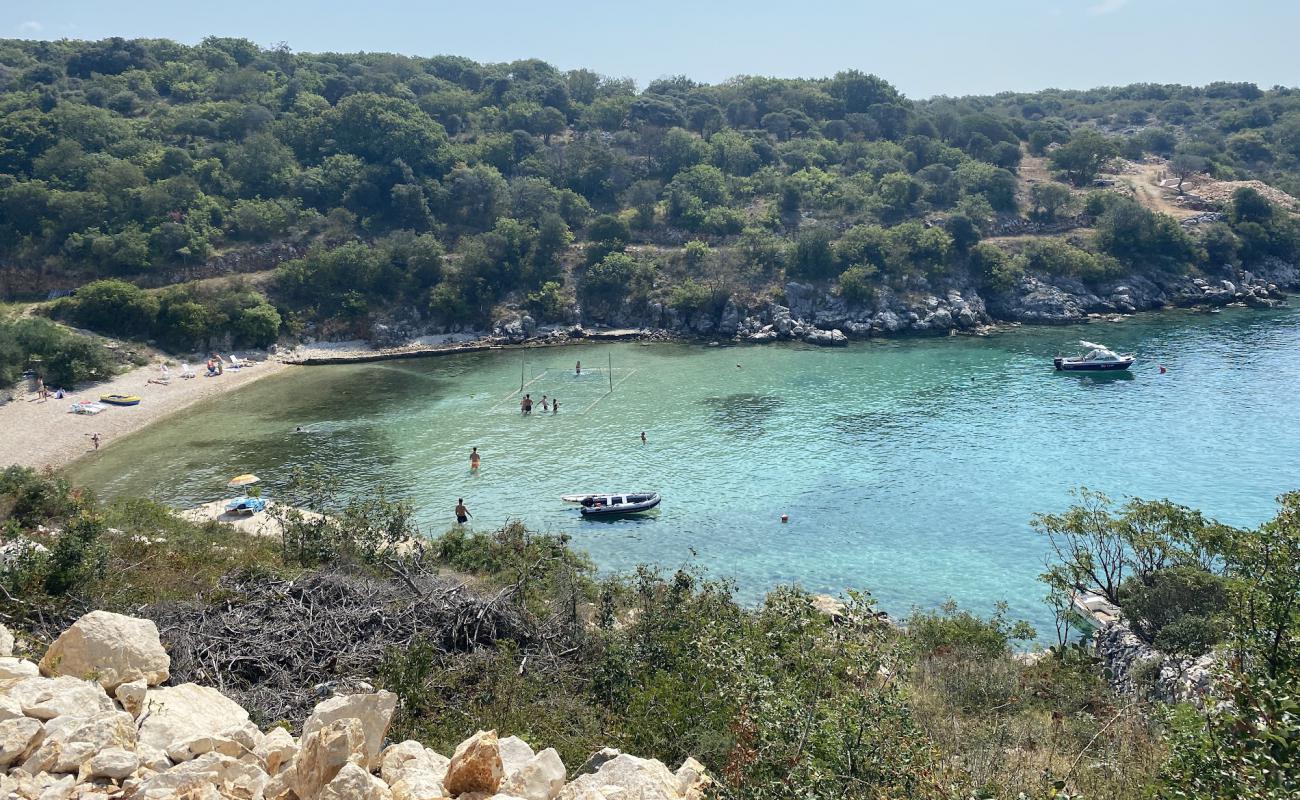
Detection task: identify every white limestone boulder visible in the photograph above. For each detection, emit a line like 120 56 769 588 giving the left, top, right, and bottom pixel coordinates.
498 735 536 779
113 678 147 718
301 690 397 771
557 753 683 800
0 716 44 768
294 717 368 800
29 708 135 773
318 761 394 800
255 726 298 775
443 729 505 797
137 683 250 753
0 657 40 680
499 747 566 800
0 623 14 657
84 746 140 780
5 675 114 721
675 757 710 799
39 611 169 692
0 696 24 722
382 739 450 800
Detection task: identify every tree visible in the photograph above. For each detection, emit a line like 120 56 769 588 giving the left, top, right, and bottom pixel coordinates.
789 227 836 280
1050 129 1118 186
1170 154 1207 194
1029 182 1076 221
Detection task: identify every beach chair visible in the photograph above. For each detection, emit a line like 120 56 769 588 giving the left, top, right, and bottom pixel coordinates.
180 364 195 379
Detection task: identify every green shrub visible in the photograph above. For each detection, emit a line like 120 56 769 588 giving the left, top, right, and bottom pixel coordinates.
1120 566 1226 657
837 263 878 305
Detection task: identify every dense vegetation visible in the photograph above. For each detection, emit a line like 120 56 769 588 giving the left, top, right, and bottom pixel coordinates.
2 466 1297 798
0 312 122 388
2 37 1300 359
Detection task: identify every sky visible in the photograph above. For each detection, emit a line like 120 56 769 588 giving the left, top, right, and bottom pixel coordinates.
3 0 1297 98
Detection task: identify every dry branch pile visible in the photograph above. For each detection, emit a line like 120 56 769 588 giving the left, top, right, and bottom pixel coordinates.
147 569 541 726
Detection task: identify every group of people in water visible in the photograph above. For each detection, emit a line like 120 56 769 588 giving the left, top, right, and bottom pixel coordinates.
519 393 559 414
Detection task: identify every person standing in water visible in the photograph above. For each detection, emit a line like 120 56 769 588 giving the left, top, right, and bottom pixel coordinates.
541 395 549 412
552 398 559 413
575 360 581 375
641 431 647 444
470 447 481 470
455 498 472 525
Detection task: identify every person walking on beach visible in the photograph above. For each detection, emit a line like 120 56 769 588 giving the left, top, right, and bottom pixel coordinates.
470 447 481 470
455 498 472 525
89 432 101 450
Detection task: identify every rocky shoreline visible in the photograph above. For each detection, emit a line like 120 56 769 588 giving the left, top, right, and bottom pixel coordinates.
287 260 1298 366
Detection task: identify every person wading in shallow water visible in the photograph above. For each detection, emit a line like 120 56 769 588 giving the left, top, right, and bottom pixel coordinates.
470 447 481 470
552 398 559 413
455 498 472 525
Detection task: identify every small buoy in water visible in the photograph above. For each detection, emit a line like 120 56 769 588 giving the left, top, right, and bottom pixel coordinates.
780 514 789 523
1159 365 1167 374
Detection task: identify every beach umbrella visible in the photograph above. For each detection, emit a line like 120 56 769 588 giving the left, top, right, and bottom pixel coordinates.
227 474 260 488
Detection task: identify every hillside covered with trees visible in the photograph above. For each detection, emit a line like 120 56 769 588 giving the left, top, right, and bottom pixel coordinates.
2 36 1300 366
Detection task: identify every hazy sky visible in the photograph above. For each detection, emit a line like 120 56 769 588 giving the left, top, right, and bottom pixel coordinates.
4 0 1297 98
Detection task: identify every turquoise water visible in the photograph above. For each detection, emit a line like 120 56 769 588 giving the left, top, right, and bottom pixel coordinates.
69 307 1300 635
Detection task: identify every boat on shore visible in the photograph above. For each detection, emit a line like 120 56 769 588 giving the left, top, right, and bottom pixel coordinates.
100 394 142 406
575 492 661 517
1053 341 1135 372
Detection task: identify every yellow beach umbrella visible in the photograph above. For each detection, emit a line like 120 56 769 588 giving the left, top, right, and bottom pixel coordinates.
227 473 260 488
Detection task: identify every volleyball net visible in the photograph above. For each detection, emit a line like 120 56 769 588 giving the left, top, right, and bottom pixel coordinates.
484 358 638 415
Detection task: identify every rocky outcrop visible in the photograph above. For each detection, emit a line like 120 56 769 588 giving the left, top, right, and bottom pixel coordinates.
0 613 711 800
39 610 169 692
1093 621 1216 704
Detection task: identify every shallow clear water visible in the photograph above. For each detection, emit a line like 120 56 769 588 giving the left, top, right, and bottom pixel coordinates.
69 306 1300 635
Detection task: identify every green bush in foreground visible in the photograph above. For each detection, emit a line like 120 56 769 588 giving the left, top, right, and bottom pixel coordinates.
0 316 117 388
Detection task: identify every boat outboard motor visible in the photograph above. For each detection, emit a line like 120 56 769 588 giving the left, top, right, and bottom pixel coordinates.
581 496 596 507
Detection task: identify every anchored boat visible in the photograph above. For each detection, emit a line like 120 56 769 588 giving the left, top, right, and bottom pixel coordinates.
571 492 661 517
1053 341 1135 372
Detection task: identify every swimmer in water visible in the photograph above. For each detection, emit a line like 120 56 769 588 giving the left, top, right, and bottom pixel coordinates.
641 431 647 444
576 360 581 375
455 498 471 525
470 446 481 470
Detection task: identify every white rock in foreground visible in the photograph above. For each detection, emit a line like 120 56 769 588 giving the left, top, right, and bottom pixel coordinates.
0 622 13 657
85 745 140 780
557 753 685 800
0 716 44 768
319 761 395 800
39 610 170 691
301 690 397 770
0 658 38 680
137 683 250 752
295 716 368 799
382 739 450 800
6 675 114 721
444 729 504 796
500 747 567 800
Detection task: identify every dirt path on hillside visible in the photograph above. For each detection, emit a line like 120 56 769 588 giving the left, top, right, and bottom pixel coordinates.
1113 162 1199 219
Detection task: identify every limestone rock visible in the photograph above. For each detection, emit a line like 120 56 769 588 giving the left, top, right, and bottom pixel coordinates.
675 757 710 799
114 678 147 718
136 743 171 772
255 726 298 775
499 747 566 800
0 696 24 721
0 622 13 657
6 675 114 721
137 683 250 753
166 732 244 763
34 709 136 773
86 746 140 780
444 729 504 796
0 716 44 768
573 747 621 777
301 690 397 770
558 753 682 800
319 761 394 800
39 611 169 691
0 657 40 680
295 717 367 799
498 735 536 779
381 739 448 785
